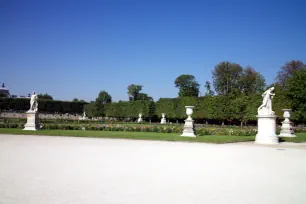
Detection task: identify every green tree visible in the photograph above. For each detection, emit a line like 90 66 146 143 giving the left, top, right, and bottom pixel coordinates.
204 81 214 96
174 74 200 97
38 93 53 100
286 68 306 122
127 84 143 101
212 61 243 95
276 60 305 89
83 102 97 117
95 91 112 116
138 93 153 101
240 67 266 96
73 98 79 102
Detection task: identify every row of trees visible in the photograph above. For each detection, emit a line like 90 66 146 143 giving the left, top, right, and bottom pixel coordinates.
1 60 305 123
86 60 306 123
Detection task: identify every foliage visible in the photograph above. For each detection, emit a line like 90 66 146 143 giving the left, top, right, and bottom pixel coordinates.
127 84 143 101
276 60 305 89
0 98 86 113
286 68 306 122
240 67 266 96
95 91 112 116
104 100 155 119
204 81 214 96
174 74 200 97
83 102 98 117
38 93 53 100
212 61 243 95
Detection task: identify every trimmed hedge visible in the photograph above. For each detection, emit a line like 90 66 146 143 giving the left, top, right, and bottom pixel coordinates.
0 98 87 114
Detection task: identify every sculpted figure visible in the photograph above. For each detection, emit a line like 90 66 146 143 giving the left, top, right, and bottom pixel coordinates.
258 87 275 115
30 92 38 112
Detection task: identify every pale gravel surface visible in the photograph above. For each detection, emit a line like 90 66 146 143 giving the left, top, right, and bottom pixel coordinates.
1 134 306 204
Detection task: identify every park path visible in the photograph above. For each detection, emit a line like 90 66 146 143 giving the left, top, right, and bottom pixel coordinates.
1 134 306 204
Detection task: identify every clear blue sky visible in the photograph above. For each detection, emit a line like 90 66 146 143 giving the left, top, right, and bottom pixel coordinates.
1 0 305 102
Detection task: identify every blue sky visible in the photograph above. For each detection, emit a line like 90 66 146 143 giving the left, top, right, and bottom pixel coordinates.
1 0 305 102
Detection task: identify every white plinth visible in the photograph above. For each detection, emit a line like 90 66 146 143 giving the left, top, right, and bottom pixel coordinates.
181 119 196 137
161 118 166 124
255 115 278 144
23 111 39 131
279 121 296 137
279 109 296 137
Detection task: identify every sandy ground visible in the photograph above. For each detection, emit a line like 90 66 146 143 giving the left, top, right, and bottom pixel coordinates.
0 134 306 204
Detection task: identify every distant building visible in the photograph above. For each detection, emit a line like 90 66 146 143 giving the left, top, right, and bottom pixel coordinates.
0 83 30 99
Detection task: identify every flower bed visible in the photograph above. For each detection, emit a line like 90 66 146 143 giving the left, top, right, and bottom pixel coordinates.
1 122 305 136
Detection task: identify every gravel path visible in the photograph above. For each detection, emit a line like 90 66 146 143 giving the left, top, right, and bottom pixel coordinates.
1 134 306 204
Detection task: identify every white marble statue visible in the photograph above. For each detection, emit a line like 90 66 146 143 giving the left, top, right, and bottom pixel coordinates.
24 91 39 130
29 92 38 112
160 113 166 124
137 113 143 123
83 111 86 118
258 87 275 115
255 87 278 144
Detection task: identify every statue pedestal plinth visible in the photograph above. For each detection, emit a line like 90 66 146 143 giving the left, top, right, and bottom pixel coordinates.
255 115 278 145
181 119 196 137
160 118 166 124
23 111 39 131
279 121 296 137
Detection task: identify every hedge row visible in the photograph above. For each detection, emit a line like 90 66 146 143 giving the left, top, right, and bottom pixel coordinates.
1 93 292 123
0 98 87 114
102 95 290 123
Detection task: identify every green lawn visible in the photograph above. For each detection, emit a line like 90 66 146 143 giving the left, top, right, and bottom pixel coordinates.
0 128 254 144
0 128 305 144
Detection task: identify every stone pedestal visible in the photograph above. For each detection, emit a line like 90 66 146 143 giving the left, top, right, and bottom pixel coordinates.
23 111 39 131
181 119 195 137
279 109 296 137
181 106 196 137
255 115 278 144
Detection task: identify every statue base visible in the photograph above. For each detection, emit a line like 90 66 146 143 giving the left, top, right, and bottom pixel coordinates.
160 118 166 124
255 115 278 145
23 111 39 131
137 118 143 123
181 119 196 137
279 121 296 137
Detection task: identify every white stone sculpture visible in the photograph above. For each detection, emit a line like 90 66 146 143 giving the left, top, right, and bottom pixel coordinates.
24 92 39 131
279 109 296 137
137 113 143 123
160 113 166 124
255 87 278 144
29 91 38 112
258 87 275 115
181 106 196 137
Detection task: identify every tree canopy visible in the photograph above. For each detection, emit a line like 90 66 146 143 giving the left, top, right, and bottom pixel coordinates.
240 67 266 96
212 61 243 95
127 84 152 101
174 74 200 97
38 93 53 100
95 91 112 116
286 68 306 122
276 60 305 89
